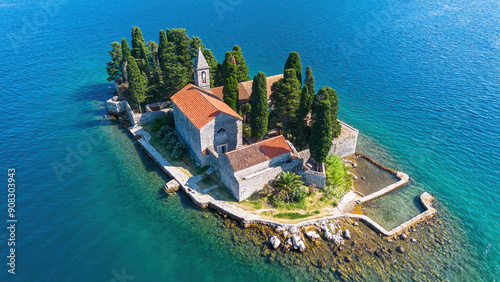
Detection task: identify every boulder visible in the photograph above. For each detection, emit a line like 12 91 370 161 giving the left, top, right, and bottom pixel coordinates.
343 229 351 240
400 233 408 240
353 163 358 168
410 238 417 243
275 226 286 233
289 226 299 234
396 246 405 253
324 230 334 241
283 231 290 238
269 236 281 249
296 240 306 252
305 231 320 240
285 237 293 246
353 175 358 180
353 222 359 226
292 234 301 245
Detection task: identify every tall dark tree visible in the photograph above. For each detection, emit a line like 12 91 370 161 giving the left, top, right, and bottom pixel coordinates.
158 30 168 66
309 93 332 166
106 42 123 82
121 38 131 61
295 84 313 147
126 56 147 112
213 62 224 87
269 69 301 136
167 28 192 82
284 52 302 84
147 41 161 91
121 38 131 82
131 26 147 59
250 72 269 139
222 77 239 112
231 45 250 82
318 87 341 138
304 66 315 96
221 51 237 81
159 41 189 98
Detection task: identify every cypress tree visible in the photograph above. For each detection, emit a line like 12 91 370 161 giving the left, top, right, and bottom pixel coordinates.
284 52 302 84
158 30 168 66
304 66 315 96
222 51 237 81
295 84 313 147
126 56 147 112
318 87 341 138
310 93 332 165
269 69 301 136
121 38 131 61
231 45 250 82
106 42 123 82
250 72 268 139
131 26 147 59
121 38 131 83
222 77 239 112
159 41 188 98
167 28 192 82
213 63 224 87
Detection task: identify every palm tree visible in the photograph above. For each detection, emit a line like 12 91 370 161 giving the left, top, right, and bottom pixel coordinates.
274 172 304 203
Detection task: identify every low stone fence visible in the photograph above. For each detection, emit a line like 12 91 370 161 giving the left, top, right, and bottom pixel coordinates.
145 101 171 112
297 169 326 188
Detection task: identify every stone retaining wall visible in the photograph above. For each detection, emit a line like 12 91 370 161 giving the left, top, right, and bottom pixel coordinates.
297 169 326 188
128 125 434 238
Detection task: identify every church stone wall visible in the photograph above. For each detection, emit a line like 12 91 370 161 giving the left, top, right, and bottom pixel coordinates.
172 103 203 164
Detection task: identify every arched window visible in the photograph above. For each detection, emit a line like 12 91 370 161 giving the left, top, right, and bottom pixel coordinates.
217 128 226 134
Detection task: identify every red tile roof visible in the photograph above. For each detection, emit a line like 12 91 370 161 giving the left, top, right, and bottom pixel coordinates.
224 135 292 172
210 74 284 105
171 84 242 130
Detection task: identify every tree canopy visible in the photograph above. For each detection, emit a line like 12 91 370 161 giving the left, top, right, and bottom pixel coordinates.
309 92 332 164
270 69 301 136
222 76 239 112
284 52 302 84
106 42 123 82
126 56 147 112
317 87 341 138
250 72 269 139
231 45 250 82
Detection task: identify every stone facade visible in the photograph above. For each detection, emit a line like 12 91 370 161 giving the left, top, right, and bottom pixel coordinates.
214 151 302 201
173 103 242 166
297 169 327 188
329 121 359 158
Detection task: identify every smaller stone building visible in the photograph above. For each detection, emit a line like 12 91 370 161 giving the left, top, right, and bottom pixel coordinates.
213 135 303 201
171 84 243 166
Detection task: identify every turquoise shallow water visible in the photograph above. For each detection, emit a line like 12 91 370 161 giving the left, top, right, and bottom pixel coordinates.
0 0 499 280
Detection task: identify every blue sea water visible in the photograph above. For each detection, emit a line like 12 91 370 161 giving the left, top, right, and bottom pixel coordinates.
0 0 499 280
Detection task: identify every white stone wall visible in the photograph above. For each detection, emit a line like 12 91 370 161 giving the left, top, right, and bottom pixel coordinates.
297 169 326 188
132 109 170 126
329 121 359 158
106 97 127 115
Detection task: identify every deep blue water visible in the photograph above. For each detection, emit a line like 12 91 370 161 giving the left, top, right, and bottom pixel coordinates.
1 0 499 280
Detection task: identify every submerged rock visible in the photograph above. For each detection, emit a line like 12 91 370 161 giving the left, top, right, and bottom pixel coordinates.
269 236 281 249
353 222 359 226
396 246 405 253
400 233 408 240
318 259 326 268
343 229 351 240
353 175 358 180
410 238 417 243
332 234 345 246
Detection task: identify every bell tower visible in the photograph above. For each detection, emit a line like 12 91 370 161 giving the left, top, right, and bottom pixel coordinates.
194 47 211 91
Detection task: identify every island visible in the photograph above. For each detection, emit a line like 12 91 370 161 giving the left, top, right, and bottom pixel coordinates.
105 26 436 255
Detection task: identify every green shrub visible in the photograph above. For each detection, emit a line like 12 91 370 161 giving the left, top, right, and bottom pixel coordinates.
314 210 321 214
242 123 251 138
157 125 174 139
290 185 307 202
162 132 178 149
171 141 188 159
151 118 166 132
